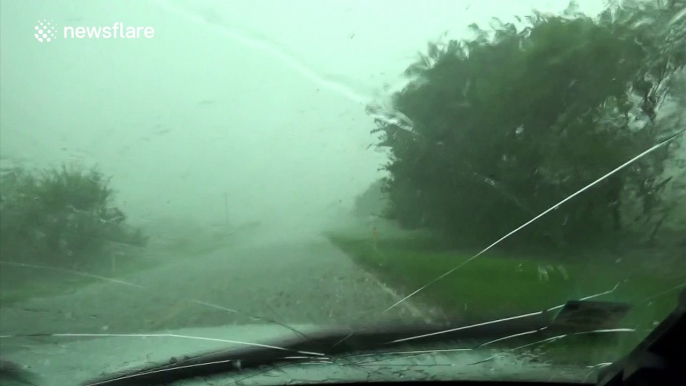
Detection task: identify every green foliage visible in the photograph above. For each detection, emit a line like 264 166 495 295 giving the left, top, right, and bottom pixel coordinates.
370 0 686 247
0 164 147 265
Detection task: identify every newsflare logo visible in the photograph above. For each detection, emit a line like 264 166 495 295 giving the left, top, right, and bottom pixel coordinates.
33 19 155 43
34 19 57 43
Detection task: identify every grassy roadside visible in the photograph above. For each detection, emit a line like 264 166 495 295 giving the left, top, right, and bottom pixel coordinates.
325 231 684 365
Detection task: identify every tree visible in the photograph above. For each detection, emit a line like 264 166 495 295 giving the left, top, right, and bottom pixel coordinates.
0 164 147 265
369 0 686 247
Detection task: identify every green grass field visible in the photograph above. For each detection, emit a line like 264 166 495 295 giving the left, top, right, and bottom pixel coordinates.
326 231 684 365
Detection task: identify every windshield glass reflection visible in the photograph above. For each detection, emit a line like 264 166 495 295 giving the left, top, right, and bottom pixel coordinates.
1 0 684 384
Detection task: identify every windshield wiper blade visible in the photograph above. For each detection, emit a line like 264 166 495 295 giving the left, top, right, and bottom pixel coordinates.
82 299 633 386
82 324 545 386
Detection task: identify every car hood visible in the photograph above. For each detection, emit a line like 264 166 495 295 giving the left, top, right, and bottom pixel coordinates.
2 323 595 385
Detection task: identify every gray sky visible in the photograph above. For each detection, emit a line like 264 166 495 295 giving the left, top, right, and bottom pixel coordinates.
0 0 606 231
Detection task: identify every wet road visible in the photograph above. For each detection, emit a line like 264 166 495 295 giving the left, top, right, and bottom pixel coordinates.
0 234 434 349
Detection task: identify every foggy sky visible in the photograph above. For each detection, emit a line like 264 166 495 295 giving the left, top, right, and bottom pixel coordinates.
0 0 606 232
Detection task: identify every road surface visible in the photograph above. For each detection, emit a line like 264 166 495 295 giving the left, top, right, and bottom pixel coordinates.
0 232 436 353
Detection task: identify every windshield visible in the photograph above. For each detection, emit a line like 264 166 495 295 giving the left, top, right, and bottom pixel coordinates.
1 0 685 384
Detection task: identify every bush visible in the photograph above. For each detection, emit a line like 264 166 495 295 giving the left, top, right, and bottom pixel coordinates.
0 164 147 266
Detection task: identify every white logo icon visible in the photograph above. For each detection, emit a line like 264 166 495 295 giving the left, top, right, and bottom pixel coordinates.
34 19 56 42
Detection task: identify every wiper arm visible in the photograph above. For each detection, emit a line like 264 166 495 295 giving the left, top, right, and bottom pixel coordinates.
83 299 631 386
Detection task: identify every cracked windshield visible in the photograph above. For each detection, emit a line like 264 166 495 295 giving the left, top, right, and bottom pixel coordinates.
1 0 685 384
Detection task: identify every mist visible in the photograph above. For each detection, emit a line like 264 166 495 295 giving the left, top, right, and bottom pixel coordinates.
0 0 608 239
